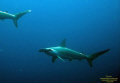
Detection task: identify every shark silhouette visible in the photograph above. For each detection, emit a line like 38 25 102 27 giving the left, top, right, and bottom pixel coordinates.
0 10 31 27
39 39 110 67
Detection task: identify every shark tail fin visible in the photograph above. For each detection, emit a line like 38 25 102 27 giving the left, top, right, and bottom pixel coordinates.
12 10 31 27
87 49 110 67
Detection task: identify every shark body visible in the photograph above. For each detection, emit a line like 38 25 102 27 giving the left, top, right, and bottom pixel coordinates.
39 39 110 67
0 10 31 27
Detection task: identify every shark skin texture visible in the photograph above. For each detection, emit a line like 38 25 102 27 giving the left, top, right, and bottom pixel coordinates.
39 39 110 67
0 10 31 27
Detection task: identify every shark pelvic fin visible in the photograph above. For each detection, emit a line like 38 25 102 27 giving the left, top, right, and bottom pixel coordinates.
52 57 57 63
60 39 66 47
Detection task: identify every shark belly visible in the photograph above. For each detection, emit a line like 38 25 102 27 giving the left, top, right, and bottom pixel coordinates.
39 39 110 66
51 47 88 59
0 12 14 19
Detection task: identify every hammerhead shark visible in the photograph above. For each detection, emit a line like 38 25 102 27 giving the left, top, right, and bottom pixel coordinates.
39 39 110 67
0 10 31 27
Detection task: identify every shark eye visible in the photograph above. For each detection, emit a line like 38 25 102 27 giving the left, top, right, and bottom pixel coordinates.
48 49 53 51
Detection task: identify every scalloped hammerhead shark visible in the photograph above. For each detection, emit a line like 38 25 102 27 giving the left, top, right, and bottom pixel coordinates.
0 10 31 27
39 39 110 67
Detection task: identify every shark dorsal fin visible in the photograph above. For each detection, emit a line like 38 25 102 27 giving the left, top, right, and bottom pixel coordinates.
60 39 66 47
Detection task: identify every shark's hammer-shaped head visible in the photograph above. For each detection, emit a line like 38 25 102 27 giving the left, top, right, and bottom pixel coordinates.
39 39 66 55
38 39 66 62
39 48 59 58
39 48 52 52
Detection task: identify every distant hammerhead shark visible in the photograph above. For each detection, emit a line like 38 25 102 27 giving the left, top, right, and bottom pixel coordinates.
39 39 110 67
0 10 31 27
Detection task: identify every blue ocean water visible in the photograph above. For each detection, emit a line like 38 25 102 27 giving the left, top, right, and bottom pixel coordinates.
0 0 120 83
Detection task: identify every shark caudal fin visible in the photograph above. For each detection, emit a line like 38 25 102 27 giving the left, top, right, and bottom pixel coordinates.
87 49 110 67
12 10 31 27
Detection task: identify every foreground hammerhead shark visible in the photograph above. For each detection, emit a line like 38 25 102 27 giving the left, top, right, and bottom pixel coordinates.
0 10 31 27
39 39 110 67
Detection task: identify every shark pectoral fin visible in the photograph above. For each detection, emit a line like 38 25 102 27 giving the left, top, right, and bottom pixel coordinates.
56 55 65 62
52 57 57 63
51 49 65 62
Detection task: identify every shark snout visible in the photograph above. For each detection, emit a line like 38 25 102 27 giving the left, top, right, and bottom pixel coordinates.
39 48 46 52
39 48 52 52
